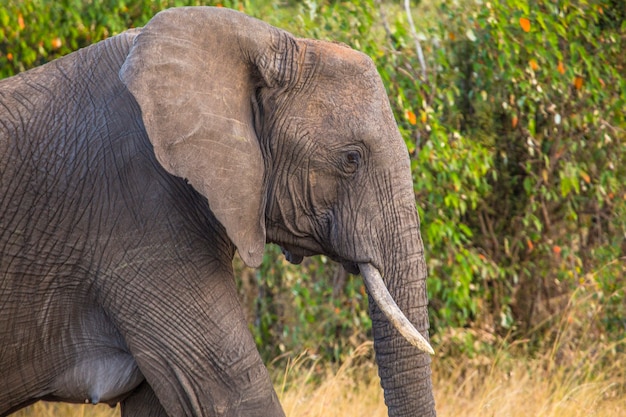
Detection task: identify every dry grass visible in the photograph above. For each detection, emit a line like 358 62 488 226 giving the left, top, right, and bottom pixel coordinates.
432 346 626 417
276 336 626 417
275 342 388 417
12 403 118 417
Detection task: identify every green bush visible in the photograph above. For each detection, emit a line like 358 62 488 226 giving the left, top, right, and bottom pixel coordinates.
389 0 626 341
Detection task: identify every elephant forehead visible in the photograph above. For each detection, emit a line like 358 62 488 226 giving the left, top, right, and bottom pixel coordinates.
312 39 370 65
305 39 380 85
302 93 397 141
300 75 390 128
289 40 404 148
296 101 385 142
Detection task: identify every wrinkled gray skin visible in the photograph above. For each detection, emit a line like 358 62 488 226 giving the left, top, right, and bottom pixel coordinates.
0 7 435 417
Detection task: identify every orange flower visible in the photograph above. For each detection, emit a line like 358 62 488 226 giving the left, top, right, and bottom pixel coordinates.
580 171 590 184
51 37 62 50
519 17 531 33
529 59 539 71
552 245 562 256
557 61 565 74
17 13 25 30
512 115 519 128
405 110 417 125
574 76 584 90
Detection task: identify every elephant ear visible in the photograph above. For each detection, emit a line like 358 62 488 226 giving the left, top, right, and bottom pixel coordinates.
120 7 295 267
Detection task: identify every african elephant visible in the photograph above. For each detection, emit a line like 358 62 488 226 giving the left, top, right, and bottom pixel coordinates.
0 6 435 417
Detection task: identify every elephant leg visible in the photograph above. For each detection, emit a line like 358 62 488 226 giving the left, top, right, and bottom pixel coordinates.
102 258 284 417
121 382 167 417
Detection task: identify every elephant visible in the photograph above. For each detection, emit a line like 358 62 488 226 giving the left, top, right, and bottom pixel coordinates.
0 6 435 417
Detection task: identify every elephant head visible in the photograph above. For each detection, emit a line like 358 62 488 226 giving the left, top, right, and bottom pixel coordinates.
120 7 435 417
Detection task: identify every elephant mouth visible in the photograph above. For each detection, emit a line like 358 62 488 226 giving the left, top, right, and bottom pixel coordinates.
340 261 359 274
279 245 360 275
280 246 304 264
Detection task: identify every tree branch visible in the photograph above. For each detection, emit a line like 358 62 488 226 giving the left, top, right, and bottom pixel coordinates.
404 0 427 82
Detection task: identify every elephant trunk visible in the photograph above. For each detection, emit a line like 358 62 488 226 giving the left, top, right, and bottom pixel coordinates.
363 220 436 416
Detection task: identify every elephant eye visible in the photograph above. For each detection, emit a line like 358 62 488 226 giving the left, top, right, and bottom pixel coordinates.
343 150 361 174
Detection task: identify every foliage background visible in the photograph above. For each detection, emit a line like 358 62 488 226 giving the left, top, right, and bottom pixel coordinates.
1 0 624 364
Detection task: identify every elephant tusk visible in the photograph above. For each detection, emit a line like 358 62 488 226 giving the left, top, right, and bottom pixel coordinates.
359 263 435 355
